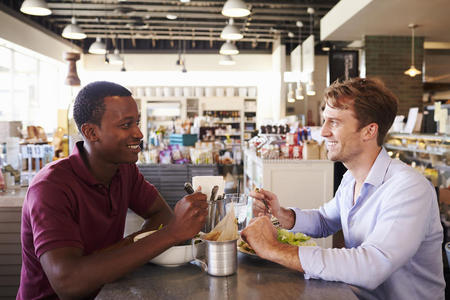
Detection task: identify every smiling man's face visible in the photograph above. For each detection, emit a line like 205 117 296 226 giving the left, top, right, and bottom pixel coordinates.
93 95 143 164
320 100 365 164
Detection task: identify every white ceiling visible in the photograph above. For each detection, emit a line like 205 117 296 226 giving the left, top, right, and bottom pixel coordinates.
320 0 450 43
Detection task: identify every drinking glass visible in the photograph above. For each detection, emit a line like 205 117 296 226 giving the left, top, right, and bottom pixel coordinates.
224 194 248 231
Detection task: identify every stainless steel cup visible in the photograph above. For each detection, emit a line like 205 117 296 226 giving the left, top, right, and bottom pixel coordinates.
192 238 238 276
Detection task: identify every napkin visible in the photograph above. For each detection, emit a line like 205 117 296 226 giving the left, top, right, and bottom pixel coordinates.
192 176 224 201
203 202 239 242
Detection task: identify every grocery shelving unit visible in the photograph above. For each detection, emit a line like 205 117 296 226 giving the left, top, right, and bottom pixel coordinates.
385 133 449 187
136 92 258 145
243 149 334 248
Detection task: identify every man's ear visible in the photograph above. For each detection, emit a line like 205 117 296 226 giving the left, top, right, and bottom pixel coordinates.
81 123 99 142
362 123 378 142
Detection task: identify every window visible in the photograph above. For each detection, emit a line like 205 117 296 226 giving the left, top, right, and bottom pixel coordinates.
0 39 71 135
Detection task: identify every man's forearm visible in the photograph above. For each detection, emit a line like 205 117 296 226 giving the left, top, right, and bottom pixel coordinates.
265 243 304 272
141 193 174 231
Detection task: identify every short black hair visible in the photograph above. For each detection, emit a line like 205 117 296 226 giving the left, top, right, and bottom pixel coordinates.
73 81 131 131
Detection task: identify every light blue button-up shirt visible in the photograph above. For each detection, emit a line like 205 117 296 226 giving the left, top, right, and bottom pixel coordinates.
291 148 445 300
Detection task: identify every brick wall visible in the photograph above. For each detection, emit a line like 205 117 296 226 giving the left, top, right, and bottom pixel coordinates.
365 35 424 116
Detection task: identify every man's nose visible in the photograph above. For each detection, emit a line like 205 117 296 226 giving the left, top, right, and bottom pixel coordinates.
320 124 330 137
134 125 144 139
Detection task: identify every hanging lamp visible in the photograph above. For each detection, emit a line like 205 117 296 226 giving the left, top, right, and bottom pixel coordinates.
89 37 107 54
222 0 250 18
62 16 86 40
20 0 51 16
295 82 304 100
287 83 295 103
220 41 239 55
109 49 123 65
306 80 316 96
220 18 243 40
404 24 421 77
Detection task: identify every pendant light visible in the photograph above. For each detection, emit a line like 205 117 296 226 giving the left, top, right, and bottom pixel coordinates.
306 80 316 96
404 24 421 77
20 0 51 16
287 83 295 103
62 17 86 40
220 18 243 40
222 0 250 18
219 55 236 65
295 82 304 100
109 49 123 65
89 37 107 54
62 1 86 40
220 41 239 55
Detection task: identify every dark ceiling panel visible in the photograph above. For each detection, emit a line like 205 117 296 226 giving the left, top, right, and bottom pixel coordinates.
2 0 339 54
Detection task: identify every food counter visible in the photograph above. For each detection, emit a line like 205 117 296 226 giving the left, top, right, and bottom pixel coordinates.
96 253 357 300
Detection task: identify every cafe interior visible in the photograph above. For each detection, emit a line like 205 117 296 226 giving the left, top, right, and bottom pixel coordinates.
0 0 449 299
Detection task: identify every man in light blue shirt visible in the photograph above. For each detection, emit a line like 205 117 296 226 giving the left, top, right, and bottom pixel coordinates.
242 78 445 300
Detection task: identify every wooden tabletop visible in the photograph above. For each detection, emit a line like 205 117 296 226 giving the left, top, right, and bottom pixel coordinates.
96 252 358 300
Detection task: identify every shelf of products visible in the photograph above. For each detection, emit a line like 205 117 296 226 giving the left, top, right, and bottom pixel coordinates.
138 95 258 146
385 133 449 187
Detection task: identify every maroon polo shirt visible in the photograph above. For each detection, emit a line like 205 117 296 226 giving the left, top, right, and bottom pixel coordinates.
17 141 158 300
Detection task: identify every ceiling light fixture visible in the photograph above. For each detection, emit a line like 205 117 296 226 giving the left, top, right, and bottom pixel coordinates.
166 14 178 20
287 83 295 103
404 24 422 77
306 80 316 96
220 18 243 40
89 37 107 54
295 82 304 100
219 55 236 65
219 41 239 55
180 0 190 2
222 0 250 18
109 48 123 65
62 16 86 40
20 0 51 16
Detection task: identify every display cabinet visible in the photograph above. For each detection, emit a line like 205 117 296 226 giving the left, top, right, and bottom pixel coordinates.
385 133 449 188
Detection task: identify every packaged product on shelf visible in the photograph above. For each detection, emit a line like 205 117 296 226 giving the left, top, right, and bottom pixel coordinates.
159 149 172 164
293 145 302 159
260 144 279 159
168 145 187 164
319 141 327 160
190 148 213 164
280 144 290 159
302 141 320 160
148 148 160 163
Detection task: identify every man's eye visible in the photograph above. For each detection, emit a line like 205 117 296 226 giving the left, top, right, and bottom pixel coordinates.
121 123 131 128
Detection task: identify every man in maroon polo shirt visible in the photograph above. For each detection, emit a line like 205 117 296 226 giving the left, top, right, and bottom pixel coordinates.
17 81 208 300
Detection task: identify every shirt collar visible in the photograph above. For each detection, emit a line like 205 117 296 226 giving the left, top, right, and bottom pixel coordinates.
341 147 392 188
363 147 392 188
69 141 122 187
69 141 101 186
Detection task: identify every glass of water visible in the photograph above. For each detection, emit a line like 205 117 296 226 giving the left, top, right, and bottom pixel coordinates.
224 193 249 231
